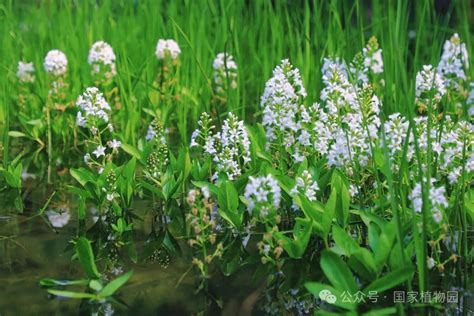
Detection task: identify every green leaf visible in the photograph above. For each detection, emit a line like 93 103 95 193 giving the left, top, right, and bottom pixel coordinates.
76 237 101 279
191 181 219 195
70 168 95 187
40 278 89 287
122 158 136 180
8 131 27 138
98 270 134 298
78 196 86 220
348 248 377 282
330 172 349 227
363 265 414 294
89 279 103 292
121 143 141 160
332 225 360 256
276 217 312 258
320 250 358 293
217 181 242 228
323 187 337 238
47 289 96 300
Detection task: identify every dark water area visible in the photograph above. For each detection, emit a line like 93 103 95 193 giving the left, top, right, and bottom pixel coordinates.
0 211 205 316
0 206 264 316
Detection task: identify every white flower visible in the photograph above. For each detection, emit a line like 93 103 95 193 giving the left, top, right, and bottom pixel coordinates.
145 124 157 141
427 257 436 269
213 52 238 92
88 41 116 65
291 170 319 202
362 36 384 74
261 59 311 159
44 49 68 76
155 39 181 60
84 153 91 163
76 112 87 127
108 139 121 150
76 87 111 127
192 112 251 180
46 208 71 228
409 178 447 222
93 145 106 158
383 113 411 166
437 33 469 85
244 174 281 215
88 41 117 77
106 193 115 201
321 57 348 78
17 61 35 83
415 65 446 103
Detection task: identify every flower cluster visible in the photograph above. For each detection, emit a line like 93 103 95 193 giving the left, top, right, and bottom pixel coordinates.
261 59 316 161
17 61 35 83
383 113 412 169
44 49 68 76
320 72 380 172
88 41 117 80
244 174 284 264
76 87 120 172
76 87 111 129
144 119 169 179
437 33 469 87
415 65 446 110
362 36 384 75
321 57 347 78
155 39 181 60
437 120 474 184
244 174 281 218
212 52 238 97
409 178 448 223
383 112 473 184
191 112 251 180
291 170 319 202
186 187 223 277
350 37 384 87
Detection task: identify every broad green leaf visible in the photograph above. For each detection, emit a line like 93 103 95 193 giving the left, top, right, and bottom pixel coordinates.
40 278 89 287
121 143 141 160
76 237 101 279
8 131 27 138
70 168 95 187
363 266 414 294
332 225 360 256
191 181 219 195
348 248 377 282
99 270 134 297
323 187 337 238
217 181 242 228
89 279 103 291
331 172 349 227
276 218 312 259
320 250 358 293
47 289 96 300
122 158 136 180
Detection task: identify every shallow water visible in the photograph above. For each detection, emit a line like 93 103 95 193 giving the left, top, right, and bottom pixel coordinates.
0 206 268 316
0 212 208 316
